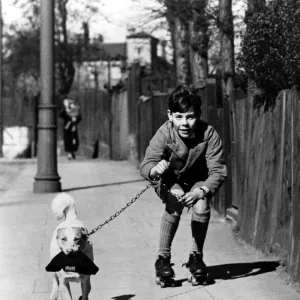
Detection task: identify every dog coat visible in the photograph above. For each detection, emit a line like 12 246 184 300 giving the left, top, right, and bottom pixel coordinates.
46 251 99 275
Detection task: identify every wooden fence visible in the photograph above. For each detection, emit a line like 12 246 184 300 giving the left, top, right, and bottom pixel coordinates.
231 88 300 281
2 94 38 157
111 89 129 160
137 94 169 162
2 88 111 159
68 89 111 158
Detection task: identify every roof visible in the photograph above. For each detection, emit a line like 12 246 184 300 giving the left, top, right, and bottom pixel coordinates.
80 42 127 61
102 43 127 59
126 31 159 41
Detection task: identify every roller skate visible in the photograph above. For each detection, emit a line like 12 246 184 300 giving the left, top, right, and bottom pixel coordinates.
155 255 175 288
183 252 210 286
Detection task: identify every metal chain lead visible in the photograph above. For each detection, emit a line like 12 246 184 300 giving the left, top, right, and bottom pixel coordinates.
87 183 152 236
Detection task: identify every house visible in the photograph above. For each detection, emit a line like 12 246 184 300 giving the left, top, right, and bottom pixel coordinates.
71 30 171 91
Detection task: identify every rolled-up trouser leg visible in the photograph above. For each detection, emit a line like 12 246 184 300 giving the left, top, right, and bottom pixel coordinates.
158 189 184 258
190 198 211 254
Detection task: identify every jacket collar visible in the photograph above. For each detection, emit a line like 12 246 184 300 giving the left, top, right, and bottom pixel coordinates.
180 141 207 173
166 121 207 171
167 128 188 159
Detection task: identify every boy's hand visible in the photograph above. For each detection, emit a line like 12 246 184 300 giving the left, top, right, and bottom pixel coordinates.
150 160 169 179
178 188 205 208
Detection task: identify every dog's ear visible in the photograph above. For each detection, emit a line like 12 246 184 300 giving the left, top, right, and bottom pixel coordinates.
81 227 89 239
56 228 65 239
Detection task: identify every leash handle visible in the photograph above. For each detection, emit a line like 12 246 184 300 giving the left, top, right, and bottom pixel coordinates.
152 160 171 181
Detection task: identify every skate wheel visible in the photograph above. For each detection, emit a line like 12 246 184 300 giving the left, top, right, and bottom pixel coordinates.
191 276 199 286
155 277 161 285
187 273 192 282
160 281 166 288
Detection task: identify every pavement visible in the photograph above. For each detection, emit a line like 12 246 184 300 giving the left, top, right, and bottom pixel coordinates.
0 158 300 300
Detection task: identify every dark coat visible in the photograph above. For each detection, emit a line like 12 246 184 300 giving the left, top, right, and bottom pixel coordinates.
59 109 82 152
140 120 227 196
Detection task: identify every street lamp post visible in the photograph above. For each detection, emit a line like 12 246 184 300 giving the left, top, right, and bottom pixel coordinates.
33 0 61 193
0 0 3 158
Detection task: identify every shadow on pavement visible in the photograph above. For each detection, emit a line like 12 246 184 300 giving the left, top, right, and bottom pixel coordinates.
109 262 278 300
63 179 146 192
111 295 136 300
174 276 215 287
208 260 280 280
174 278 186 286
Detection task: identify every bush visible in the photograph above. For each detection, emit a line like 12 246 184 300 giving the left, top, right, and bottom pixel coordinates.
237 0 300 109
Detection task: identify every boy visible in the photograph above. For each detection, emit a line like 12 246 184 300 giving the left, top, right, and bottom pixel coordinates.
140 85 227 286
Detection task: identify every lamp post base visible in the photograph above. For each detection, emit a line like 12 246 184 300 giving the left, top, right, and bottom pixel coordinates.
33 179 61 193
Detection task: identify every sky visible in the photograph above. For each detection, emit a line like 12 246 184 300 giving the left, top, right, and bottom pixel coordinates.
2 0 165 43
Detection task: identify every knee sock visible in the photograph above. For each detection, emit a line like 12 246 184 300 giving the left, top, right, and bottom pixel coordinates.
158 211 180 258
190 210 211 255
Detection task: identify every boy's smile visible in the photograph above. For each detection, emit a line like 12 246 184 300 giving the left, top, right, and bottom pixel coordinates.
168 108 198 139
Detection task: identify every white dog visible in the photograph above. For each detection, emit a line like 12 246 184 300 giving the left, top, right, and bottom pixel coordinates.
49 193 94 300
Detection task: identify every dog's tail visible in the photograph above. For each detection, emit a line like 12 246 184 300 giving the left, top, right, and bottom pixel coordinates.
51 192 77 221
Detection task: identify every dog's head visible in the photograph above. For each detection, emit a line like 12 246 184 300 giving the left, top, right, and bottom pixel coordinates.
56 226 88 255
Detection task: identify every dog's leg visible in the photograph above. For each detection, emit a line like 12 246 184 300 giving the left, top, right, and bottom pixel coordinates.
49 273 59 300
80 275 91 300
60 279 73 300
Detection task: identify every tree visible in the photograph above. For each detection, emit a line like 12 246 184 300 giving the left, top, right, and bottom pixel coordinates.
134 0 211 86
219 0 235 96
189 0 210 88
55 0 75 98
245 0 266 23
4 28 40 96
8 0 101 98
237 0 300 109
243 0 266 96
163 0 191 84
157 0 211 86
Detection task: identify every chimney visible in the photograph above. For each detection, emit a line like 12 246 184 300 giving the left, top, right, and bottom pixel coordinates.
127 26 136 35
98 34 104 43
75 33 83 45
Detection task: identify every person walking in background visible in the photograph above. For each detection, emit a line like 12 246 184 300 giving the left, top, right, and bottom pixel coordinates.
59 98 82 160
140 85 227 286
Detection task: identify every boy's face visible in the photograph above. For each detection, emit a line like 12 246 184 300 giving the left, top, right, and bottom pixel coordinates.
168 107 199 139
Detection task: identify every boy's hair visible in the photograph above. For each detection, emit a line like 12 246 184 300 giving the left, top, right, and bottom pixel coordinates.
168 85 202 114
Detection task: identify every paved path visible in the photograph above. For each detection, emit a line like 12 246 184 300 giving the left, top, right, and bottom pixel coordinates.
0 159 299 300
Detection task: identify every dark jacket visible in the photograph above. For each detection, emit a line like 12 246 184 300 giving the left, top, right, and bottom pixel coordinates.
59 109 82 152
140 120 227 196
